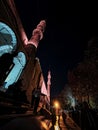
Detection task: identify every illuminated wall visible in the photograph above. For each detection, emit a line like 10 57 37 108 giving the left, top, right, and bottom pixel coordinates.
4 52 26 89
0 22 17 56
0 22 26 89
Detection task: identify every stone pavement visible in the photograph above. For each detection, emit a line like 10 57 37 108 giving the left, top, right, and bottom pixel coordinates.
21 110 81 130
0 109 81 130
59 114 81 130
59 115 68 130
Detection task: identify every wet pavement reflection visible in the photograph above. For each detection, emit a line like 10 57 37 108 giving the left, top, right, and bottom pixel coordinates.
50 115 61 130
54 116 60 130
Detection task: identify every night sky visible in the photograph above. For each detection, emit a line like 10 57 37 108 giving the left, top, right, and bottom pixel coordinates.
14 0 98 96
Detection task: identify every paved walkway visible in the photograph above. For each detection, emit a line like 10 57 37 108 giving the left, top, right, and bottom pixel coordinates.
59 115 68 130
59 114 81 130
49 114 81 130
0 110 81 130
27 110 81 130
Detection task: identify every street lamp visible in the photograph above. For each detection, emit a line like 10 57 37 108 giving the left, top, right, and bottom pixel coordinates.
54 101 59 109
54 101 60 116
53 101 61 130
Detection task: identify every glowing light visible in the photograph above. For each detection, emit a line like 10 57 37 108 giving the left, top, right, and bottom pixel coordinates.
41 121 50 130
54 101 60 109
4 52 26 89
54 116 60 130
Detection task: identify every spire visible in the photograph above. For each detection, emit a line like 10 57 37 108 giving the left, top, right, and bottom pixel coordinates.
47 70 51 103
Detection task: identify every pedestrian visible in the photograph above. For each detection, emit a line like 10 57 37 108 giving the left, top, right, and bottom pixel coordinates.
31 88 40 114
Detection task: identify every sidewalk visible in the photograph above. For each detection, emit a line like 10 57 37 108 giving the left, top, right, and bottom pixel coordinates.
59 115 68 130
16 111 81 130
38 109 81 130
59 114 81 130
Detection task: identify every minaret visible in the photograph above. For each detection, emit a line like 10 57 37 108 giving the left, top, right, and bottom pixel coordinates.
47 70 51 104
27 20 46 48
24 20 46 59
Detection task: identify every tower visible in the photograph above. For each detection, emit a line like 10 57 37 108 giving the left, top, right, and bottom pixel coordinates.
47 70 51 104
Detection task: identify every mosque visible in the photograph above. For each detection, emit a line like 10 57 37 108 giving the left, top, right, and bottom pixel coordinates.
0 0 51 114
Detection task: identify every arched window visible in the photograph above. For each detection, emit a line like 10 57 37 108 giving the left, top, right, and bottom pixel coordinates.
0 22 17 88
0 22 26 90
4 52 26 89
0 22 17 56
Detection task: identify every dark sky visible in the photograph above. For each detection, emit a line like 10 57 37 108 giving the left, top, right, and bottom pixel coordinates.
14 0 98 96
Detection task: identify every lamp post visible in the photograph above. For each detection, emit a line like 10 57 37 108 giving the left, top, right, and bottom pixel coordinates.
54 101 60 116
53 101 61 130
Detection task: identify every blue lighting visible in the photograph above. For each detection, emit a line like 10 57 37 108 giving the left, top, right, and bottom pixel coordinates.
0 22 17 56
4 52 26 89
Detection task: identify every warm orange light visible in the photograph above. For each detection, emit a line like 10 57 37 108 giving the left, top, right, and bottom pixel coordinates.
54 101 60 109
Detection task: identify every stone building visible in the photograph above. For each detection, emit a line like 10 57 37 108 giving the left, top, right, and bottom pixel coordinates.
0 0 49 111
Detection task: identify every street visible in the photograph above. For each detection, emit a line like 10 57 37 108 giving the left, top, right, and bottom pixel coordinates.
0 112 81 130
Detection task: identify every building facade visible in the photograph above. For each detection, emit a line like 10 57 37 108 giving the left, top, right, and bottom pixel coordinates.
0 0 49 111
